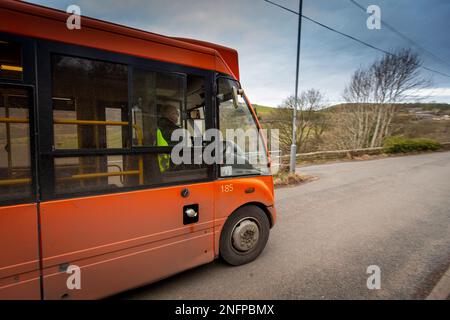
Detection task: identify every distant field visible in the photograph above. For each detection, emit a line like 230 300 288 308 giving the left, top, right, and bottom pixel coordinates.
252 104 277 117
253 102 450 117
254 103 450 148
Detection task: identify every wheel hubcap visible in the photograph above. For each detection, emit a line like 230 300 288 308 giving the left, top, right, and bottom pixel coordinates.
231 219 260 252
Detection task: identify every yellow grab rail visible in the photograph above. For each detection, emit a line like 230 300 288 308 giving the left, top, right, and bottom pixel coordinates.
59 170 140 181
0 178 31 186
0 117 28 124
0 117 144 145
0 171 141 186
0 65 23 72
52 119 144 148
0 117 145 186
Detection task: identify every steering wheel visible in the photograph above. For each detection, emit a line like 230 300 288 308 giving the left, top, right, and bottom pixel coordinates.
221 140 252 166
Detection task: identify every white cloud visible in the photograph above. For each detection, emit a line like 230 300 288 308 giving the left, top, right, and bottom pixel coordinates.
410 88 450 97
25 0 450 106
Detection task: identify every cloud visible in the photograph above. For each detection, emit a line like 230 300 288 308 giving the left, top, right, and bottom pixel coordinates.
409 88 450 99
24 0 450 106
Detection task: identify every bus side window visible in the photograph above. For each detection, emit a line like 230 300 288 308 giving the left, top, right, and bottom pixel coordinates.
132 69 184 147
47 54 211 198
0 40 23 81
0 39 33 204
52 55 129 150
0 86 32 203
186 75 206 147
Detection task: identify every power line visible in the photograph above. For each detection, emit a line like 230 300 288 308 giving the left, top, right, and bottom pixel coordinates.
349 0 450 70
263 0 298 14
262 0 450 78
421 66 450 78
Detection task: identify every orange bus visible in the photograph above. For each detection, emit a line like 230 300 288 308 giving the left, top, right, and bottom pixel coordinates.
0 0 276 300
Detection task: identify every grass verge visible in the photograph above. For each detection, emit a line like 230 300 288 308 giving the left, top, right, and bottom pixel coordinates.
273 171 315 188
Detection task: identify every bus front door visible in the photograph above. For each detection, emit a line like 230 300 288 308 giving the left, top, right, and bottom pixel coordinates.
39 181 215 299
0 84 41 300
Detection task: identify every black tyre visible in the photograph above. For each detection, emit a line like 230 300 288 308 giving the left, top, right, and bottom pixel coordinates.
219 205 270 266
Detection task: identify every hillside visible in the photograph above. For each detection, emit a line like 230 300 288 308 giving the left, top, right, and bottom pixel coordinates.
327 103 450 114
255 102 450 153
252 104 277 117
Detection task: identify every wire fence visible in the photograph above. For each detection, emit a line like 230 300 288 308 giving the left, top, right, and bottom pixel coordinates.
269 142 450 172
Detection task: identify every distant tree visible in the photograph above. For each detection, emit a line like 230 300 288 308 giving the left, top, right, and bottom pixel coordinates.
334 48 430 149
265 89 328 153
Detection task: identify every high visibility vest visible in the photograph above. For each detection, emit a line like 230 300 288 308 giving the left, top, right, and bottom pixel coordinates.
156 128 170 172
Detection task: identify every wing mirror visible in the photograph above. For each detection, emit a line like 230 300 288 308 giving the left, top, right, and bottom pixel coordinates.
232 87 245 109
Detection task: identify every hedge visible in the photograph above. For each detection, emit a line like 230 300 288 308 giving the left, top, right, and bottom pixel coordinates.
383 136 442 153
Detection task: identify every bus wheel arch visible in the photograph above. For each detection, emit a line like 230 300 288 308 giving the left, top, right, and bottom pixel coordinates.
219 204 271 266
245 201 274 228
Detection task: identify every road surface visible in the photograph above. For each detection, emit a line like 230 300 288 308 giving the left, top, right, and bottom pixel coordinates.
119 151 450 299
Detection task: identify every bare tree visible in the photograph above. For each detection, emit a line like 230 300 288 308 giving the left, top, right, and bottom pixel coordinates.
335 48 430 149
265 89 328 153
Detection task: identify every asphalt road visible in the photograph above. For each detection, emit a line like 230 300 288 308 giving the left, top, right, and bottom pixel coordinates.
120 151 450 299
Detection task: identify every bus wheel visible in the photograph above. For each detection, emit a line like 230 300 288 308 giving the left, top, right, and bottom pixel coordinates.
219 205 270 266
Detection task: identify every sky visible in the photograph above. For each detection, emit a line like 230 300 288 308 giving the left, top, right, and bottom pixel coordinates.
25 0 450 107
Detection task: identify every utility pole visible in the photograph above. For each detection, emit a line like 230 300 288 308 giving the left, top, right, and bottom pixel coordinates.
290 0 303 173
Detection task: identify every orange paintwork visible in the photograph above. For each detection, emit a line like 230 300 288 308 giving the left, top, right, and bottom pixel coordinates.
174 37 240 80
38 178 274 300
40 183 215 299
0 0 238 78
213 176 276 256
0 0 276 300
0 204 41 300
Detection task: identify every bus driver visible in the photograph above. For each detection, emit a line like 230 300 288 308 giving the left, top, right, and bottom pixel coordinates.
156 104 181 172
157 104 181 145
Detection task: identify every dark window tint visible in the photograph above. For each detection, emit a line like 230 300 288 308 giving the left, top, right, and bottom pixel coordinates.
52 55 129 149
54 154 153 195
0 40 22 81
132 69 184 147
132 72 207 148
45 54 211 199
0 86 32 203
186 74 206 146
54 153 207 195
